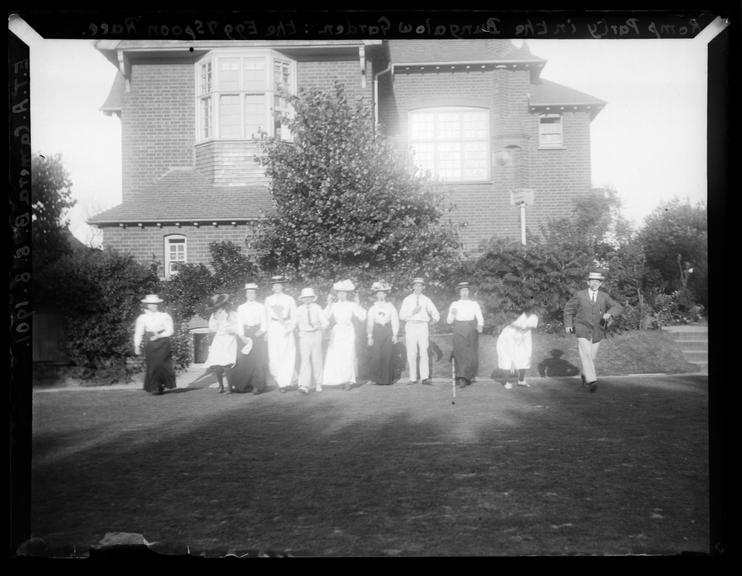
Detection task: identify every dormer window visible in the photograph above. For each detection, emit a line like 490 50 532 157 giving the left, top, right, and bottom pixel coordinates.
196 51 296 142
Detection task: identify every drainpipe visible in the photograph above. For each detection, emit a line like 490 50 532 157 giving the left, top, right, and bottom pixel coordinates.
373 62 393 128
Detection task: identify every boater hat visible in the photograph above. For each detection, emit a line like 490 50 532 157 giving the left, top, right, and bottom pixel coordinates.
371 281 391 293
332 279 355 292
244 283 259 290
588 271 605 281
411 277 426 286
141 294 163 304
456 282 471 289
270 275 289 284
299 287 317 301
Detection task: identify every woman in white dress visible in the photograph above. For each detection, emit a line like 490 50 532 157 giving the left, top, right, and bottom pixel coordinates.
204 293 240 393
322 279 367 391
264 275 297 393
496 301 539 389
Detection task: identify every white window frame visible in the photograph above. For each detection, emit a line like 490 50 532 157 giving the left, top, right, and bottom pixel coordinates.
164 234 187 279
408 107 491 182
538 113 564 148
195 50 296 142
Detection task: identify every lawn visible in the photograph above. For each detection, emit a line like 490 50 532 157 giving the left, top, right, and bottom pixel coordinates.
29 372 709 557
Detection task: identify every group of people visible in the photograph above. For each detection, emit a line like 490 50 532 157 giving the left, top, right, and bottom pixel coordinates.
133 270 622 396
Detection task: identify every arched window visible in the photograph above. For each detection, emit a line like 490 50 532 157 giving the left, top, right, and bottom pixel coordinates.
408 107 490 182
164 235 187 279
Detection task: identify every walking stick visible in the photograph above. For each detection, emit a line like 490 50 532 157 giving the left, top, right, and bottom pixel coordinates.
451 356 456 405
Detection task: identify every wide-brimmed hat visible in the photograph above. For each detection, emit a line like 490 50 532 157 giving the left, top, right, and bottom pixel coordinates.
244 283 259 290
240 337 253 356
332 279 355 292
299 287 317 301
207 294 231 310
141 294 163 304
456 281 471 290
411 277 426 286
371 281 391 293
270 275 289 284
588 271 605 281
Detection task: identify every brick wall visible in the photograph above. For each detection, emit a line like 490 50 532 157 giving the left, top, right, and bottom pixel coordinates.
101 223 257 276
297 58 374 106
122 58 195 200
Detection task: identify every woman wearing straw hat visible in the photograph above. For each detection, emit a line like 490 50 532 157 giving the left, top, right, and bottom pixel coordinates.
264 275 298 393
563 269 623 392
366 281 399 386
296 287 329 394
133 294 176 395
204 293 240 393
447 281 484 388
322 279 367 391
231 283 269 394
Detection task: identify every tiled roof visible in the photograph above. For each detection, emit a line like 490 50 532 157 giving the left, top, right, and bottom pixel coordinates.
88 168 273 224
529 78 606 107
387 39 545 64
100 71 125 116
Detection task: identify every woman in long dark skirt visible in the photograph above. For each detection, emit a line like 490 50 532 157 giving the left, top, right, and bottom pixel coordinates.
365 281 399 385
446 282 484 387
231 283 269 394
134 294 176 395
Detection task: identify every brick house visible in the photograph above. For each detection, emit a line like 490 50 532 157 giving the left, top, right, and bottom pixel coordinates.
88 39 605 277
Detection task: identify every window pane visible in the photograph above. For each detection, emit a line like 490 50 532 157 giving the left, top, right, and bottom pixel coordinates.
437 142 462 180
462 111 488 139
410 143 435 176
463 142 488 180
200 97 211 139
244 94 266 139
243 57 266 91
437 112 461 140
200 61 212 94
218 57 241 91
409 113 435 141
219 95 241 138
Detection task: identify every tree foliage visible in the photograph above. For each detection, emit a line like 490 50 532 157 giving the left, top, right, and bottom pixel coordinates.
31 153 76 264
252 83 462 290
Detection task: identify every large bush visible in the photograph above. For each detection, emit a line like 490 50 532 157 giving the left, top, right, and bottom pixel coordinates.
35 247 160 382
252 83 463 290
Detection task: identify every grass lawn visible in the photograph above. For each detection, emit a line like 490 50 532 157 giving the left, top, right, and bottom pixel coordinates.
428 329 698 381
29 372 709 557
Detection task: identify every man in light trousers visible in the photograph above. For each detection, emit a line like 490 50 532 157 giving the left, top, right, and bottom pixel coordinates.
399 277 440 385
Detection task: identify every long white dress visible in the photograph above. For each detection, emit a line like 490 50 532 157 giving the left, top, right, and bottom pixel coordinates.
322 301 367 386
204 309 240 369
264 292 297 389
496 313 539 371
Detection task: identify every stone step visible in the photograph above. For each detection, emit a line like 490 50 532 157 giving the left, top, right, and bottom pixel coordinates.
683 350 708 362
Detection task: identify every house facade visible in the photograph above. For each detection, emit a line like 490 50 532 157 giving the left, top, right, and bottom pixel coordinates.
89 39 605 278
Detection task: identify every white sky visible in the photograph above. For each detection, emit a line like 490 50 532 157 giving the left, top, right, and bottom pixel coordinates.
10 15 727 245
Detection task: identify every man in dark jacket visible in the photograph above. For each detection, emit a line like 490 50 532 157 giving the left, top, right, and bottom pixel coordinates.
563 270 622 392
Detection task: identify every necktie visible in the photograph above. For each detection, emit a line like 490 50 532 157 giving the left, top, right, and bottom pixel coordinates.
591 291 596 303
307 305 315 329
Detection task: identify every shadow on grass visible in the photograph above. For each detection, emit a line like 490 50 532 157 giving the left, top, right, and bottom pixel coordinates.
30 375 710 556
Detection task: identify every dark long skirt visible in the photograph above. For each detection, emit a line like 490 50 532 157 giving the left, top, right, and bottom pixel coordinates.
143 338 176 393
367 322 395 385
230 326 267 393
452 320 478 383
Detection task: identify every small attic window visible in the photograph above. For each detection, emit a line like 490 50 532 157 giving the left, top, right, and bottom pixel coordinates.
538 114 563 148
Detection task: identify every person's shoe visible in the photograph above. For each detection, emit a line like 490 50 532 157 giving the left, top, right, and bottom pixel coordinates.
315 385 323 392
298 387 309 395
407 380 418 386
422 379 433 386
344 382 353 391
588 381 598 393
517 380 530 387
279 387 287 393
504 382 513 390
581 374 587 387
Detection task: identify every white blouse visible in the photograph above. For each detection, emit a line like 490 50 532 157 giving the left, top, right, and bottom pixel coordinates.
237 301 268 332
367 301 399 337
134 310 174 349
447 299 484 328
